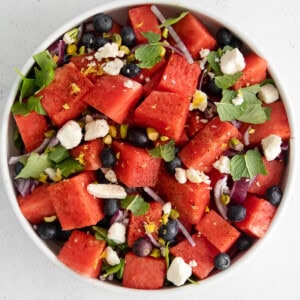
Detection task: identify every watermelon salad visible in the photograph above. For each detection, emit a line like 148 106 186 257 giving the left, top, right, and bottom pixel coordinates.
9 4 291 289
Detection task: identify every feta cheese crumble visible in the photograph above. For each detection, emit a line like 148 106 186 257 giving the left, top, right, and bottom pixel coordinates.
84 119 109 141
167 257 192 286
220 48 246 75
213 156 231 174
232 93 244 106
57 120 82 149
261 134 282 161
104 246 120 266
258 83 279 104
107 222 126 244
162 202 172 215
87 183 127 199
186 168 211 184
189 90 208 112
102 58 124 75
175 168 187 184
94 43 120 60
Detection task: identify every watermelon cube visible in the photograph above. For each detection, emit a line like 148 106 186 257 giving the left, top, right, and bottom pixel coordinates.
186 110 207 139
235 195 276 238
48 172 104 230
155 168 210 225
128 5 161 45
142 70 164 97
155 53 201 97
70 139 104 171
233 53 267 90
83 75 143 124
18 184 55 224
127 201 162 247
133 91 191 141
179 117 242 173
122 252 166 289
170 234 219 279
14 111 48 153
239 101 291 146
38 62 94 126
172 13 217 59
195 210 241 252
112 141 161 187
248 158 284 195
58 230 106 278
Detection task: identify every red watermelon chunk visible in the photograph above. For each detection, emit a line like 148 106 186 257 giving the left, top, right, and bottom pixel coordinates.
155 168 210 225
14 111 48 153
179 117 242 173
58 230 106 278
18 184 55 224
142 70 164 97
195 210 241 252
155 53 201 97
70 139 104 171
248 158 284 195
83 75 143 124
235 195 276 238
38 62 94 126
186 111 207 139
112 141 161 187
170 234 219 279
239 101 291 146
233 53 267 90
172 13 217 59
48 172 104 230
133 91 191 141
122 252 166 289
127 201 162 247
128 5 161 45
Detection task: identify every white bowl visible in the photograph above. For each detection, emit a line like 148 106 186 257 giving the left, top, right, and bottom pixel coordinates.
0 0 297 296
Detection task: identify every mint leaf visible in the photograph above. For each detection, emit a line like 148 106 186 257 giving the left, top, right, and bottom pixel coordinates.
141 31 161 44
148 139 175 162
16 153 51 179
135 44 163 69
215 102 241 121
215 72 243 89
207 51 222 75
230 149 267 181
240 84 261 104
48 145 69 163
56 157 84 178
159 11 189 28
237 104 269 124
121 195 149 216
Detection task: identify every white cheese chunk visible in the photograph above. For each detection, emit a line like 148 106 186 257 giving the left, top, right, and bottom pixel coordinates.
174 168 187 184
102 58 124 75
104 169 118 183
107 223 126 244
213 156 231 174
220 48 246 75
84 119 109 141
57 120 82 149
232 93 244 106
186 168 211 184
189 90 208 112
167 257 192 286
94 42 119 59
62 33 75 45
104 246 120 266
162 202 172 215
258 84 280 104
87 183 127 199
261 134 282 161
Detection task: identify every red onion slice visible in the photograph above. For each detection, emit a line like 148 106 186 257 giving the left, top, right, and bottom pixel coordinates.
214 175 229 220
244 126 251 146
176 219 196 247
14 178 38 197
143 187 165 204
230 178 251 205
145 231 161 248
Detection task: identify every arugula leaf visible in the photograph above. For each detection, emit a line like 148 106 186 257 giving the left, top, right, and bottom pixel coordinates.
141 31 161 43
16 153 52 179
121 195 149 216
48 145 69 163
230 149 267 181
159 11 189 28
215 72 242 89
148 139 175 162
11 101 30 115
34 65 55 89
56 157 84 178
33 50 56 70
11 96 46 116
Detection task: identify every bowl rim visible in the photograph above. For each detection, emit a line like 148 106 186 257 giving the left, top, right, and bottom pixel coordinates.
0 0 297 296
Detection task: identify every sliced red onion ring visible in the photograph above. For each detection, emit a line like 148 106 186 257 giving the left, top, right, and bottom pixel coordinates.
176 219 196 247
48 39 66 66
214 175 229 220
281 141 289 151
143 187 165 204
14 178 38 197
230 178 251 205
231 120 241 129
150 5 193 64
244 126 251 146
162 41 185 57
110 210 124 225
48 136 59 148
145 231 161 248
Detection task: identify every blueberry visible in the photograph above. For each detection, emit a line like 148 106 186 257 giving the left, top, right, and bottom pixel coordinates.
266 185 282 206
93 36 109 50
121 25 136 47
230 37 243 49
127 127 150 148
101 148 116 168
206 78 222 97
165 157 182 175
14 161 24 175
104 198 120 217
227 205 246 222
216 28 233 47
214 253 231 270
132 237 152 257
236 235 253 251
36 222 58 240
96 216 111 228
93 13 113 33
120 63 141 78
158 219 178 242
81 33 95 49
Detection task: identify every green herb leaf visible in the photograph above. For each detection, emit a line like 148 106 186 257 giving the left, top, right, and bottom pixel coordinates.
135 44 163 69
56 157 84 178
48 145 69 163
121 195 149 216
16 153 51 179
11 101 30 115
159 11 189 28
207 51 222 75
27 96 47 115
230 149 267 181
215 102 241 121
141 31 161 43
237 104 270 124
215 72 243 89
19 77 36 101
148 139 175 162
34 65 55 89
116 258 125 280
33 50 57 70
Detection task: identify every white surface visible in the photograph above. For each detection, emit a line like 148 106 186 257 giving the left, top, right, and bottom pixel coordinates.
0 0 300 299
